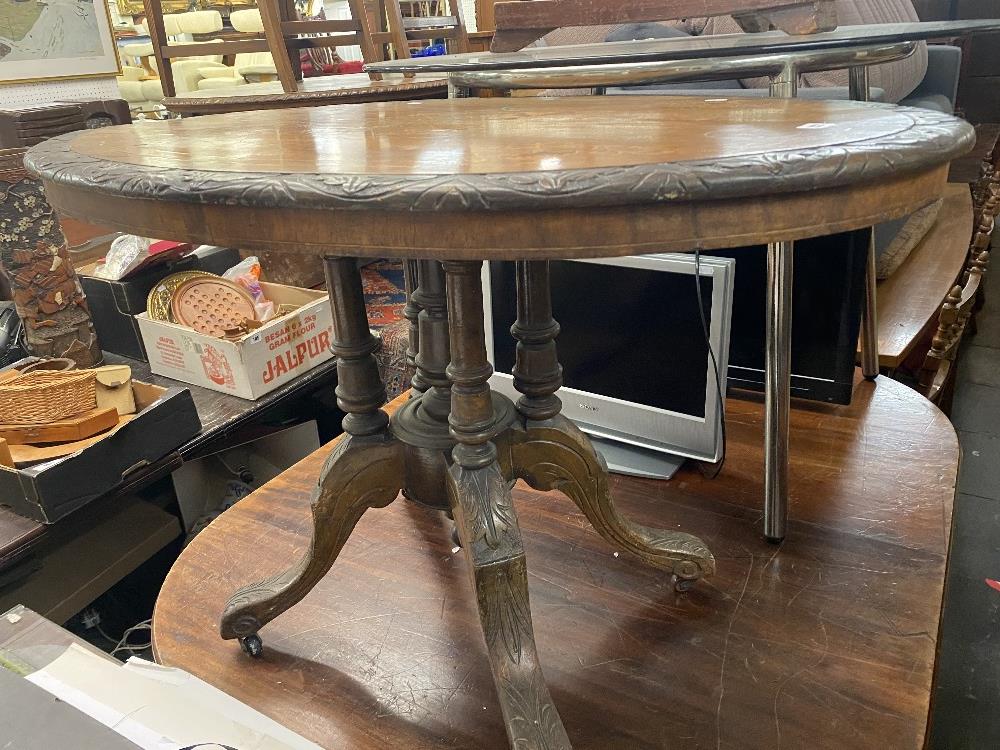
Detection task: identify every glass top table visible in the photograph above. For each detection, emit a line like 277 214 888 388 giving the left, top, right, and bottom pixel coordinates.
366 19 1000 73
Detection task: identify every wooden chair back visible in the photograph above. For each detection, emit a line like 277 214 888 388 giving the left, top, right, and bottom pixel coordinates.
920 142 999 406
143 0 382 97
380 0 471 59
920 250 990 404
489 0 839 52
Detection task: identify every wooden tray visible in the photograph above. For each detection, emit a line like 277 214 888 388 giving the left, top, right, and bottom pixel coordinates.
8 414 136 466
0 407 119 446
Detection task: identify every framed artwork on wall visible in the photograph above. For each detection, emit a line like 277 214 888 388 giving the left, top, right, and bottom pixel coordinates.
0 0 122 85
116 0 188 14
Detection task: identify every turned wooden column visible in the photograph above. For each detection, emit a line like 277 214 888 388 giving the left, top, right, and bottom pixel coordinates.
443 261 497 468
402 259 424 393
511 260 562 421
324 256 388 437
412 259 451 425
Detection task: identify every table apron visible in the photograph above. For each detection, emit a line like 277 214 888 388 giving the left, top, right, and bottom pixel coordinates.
42 166 947 260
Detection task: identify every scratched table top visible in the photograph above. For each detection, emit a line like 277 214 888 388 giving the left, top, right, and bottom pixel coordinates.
153 375 958 749
366 20 1000 73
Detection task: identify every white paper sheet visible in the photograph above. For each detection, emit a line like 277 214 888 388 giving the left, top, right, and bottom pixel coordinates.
25 644 322 750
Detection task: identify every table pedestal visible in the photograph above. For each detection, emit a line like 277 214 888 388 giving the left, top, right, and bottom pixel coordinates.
218 257 715 749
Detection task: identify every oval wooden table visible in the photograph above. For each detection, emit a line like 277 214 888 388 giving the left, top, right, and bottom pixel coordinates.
26 97 973 749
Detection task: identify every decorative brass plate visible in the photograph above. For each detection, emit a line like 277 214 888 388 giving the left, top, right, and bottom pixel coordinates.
146 270 217 322
170 276 258 338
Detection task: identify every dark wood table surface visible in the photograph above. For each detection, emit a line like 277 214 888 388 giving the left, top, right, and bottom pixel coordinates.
366 20 1000 73
25 97 972 259
153 374 958 749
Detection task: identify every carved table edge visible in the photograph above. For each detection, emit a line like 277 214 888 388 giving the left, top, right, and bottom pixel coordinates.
24 106 974 214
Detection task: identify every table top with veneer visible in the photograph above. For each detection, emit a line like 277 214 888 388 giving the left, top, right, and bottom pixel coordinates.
25 96 973 260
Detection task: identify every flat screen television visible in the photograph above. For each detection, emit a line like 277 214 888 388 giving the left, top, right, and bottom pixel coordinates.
704 228 869 405
484 254 735 473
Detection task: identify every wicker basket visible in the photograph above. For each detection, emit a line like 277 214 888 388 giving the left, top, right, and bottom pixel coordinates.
0 370 97 425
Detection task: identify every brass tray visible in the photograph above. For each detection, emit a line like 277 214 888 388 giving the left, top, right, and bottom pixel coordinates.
146 270 217 322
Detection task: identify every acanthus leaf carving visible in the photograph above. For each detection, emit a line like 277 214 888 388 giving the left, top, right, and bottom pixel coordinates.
25 107 974 215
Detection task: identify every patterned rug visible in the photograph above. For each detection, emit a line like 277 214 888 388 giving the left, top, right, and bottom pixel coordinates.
361 260 406 330
361 260 409 399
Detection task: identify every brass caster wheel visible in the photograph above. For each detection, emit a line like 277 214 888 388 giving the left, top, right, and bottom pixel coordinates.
239 634 263 658
673 560 702 592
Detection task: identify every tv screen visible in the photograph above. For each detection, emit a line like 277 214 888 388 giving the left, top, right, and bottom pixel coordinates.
705 228 868 405
490 260 714 420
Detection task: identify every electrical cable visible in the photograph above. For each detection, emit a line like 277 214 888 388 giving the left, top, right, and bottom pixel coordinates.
693 248 726 479
110 619 153 659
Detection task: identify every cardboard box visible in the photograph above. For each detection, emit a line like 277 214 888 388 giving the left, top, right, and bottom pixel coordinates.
136 282 334 400
0 382 202 523
78 246 241 360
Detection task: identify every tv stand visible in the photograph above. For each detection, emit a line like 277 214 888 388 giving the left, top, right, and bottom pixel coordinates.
589 435 687 480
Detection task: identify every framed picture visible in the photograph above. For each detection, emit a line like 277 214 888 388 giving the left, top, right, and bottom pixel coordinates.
116 0 189 15
0 0 122 85
115 0 259 14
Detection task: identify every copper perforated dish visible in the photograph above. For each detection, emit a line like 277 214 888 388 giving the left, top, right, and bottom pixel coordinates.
147 270 217 322
169 277 258 338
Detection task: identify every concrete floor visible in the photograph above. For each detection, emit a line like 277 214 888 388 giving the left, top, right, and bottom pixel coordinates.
928 272 1000 748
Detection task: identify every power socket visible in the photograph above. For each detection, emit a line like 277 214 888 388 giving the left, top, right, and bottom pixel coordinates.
81 607 101 630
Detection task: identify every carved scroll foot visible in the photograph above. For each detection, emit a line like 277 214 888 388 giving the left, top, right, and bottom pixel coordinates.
506 416 715 584
448 461 573 750
220 433 405 643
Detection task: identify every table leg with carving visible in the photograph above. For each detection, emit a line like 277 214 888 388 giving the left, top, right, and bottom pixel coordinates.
219 257 714 748
219 256 406 655
499 261 716 586
443 259 574 750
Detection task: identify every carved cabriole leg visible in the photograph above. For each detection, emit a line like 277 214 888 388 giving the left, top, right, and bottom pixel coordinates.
503 261 715 585
220 257 405 653
403 259 424 394
442 260 572 750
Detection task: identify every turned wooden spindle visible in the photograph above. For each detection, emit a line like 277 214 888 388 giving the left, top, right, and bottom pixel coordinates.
511 260 563 421
443 261 498 469
413 260 452 425
402 259 424 393
323 256 388 437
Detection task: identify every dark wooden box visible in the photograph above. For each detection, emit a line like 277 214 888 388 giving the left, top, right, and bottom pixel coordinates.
79 247 241 360
0 382 202 523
